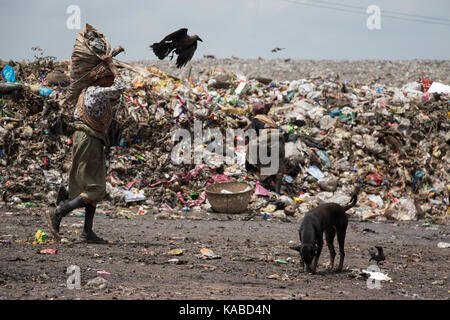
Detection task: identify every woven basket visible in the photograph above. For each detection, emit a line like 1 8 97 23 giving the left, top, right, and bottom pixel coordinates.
206 182 254 213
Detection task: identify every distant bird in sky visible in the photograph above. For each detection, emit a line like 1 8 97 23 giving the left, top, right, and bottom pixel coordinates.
368 246 386 265
271 47 285 52
150 28 202 68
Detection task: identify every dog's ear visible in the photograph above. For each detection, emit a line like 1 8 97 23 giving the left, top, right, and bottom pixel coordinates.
290 246 301 252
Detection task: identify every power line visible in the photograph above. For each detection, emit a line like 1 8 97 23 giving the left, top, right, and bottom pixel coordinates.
281 0 450 26
280 0 450 27
313 0 450 23
281 0 369 16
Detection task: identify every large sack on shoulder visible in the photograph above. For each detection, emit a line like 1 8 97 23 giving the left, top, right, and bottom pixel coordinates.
66 24 112 104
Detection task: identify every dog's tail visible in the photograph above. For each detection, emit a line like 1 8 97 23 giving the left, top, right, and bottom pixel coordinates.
342 194 357 212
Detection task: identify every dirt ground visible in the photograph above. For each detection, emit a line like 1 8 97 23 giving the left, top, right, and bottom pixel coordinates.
0 206 448 300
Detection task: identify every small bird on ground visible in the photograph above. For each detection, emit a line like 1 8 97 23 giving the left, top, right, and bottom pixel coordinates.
368 246 386 265
150 28 202 68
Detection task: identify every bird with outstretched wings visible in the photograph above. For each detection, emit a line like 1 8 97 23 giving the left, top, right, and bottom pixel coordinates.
150 28 203 68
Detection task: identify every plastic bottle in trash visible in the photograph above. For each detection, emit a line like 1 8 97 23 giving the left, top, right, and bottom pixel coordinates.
287 91 296 102
330 110 342 118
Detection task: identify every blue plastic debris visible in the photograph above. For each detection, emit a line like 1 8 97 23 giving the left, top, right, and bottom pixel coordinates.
1 65 16 82
412 170 425 192
330 110 342 118
38 87 52 97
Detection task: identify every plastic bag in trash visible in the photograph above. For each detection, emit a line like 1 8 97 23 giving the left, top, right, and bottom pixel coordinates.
427 82 450 94
316 150 331 168
318 174 338 192
254 181 271 197
122 189 146 203
38 87 52 98
43 170 62 185
385 198 417 221
1 65 16 82
367 194 384 209
306 166 324 180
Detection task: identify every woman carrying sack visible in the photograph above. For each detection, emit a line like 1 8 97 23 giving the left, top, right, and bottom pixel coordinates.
45 54 126 243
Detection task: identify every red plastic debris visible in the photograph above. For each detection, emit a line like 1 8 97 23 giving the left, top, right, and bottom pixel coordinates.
39 249 58 254
366 172 384 186
254 181 271 197
419 78 433 93
176 191 206 207
208 174 233 184
42 156 50 168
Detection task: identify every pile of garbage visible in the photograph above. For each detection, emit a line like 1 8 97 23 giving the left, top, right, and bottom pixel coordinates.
1 52 449 222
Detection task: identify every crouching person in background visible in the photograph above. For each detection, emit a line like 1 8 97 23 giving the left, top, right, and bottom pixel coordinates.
245 102 286 194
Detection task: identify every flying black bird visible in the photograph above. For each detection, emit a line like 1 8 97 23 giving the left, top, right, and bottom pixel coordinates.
368 246 386 265
150 28 202 68
271 47 285 52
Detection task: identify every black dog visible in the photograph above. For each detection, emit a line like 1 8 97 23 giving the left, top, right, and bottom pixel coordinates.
291 194 357 273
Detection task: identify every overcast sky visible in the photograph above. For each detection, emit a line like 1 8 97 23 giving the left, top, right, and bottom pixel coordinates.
1 0 449 62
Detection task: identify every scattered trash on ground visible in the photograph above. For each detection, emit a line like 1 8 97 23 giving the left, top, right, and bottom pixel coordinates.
437 242 450 248
39 248 57 254
86 276 108 289
34 230 47 244
198 247 221 259
168 249 184 256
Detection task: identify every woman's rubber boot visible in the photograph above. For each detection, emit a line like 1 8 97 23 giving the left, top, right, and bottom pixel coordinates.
44 202 71 240
80 205 108 244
